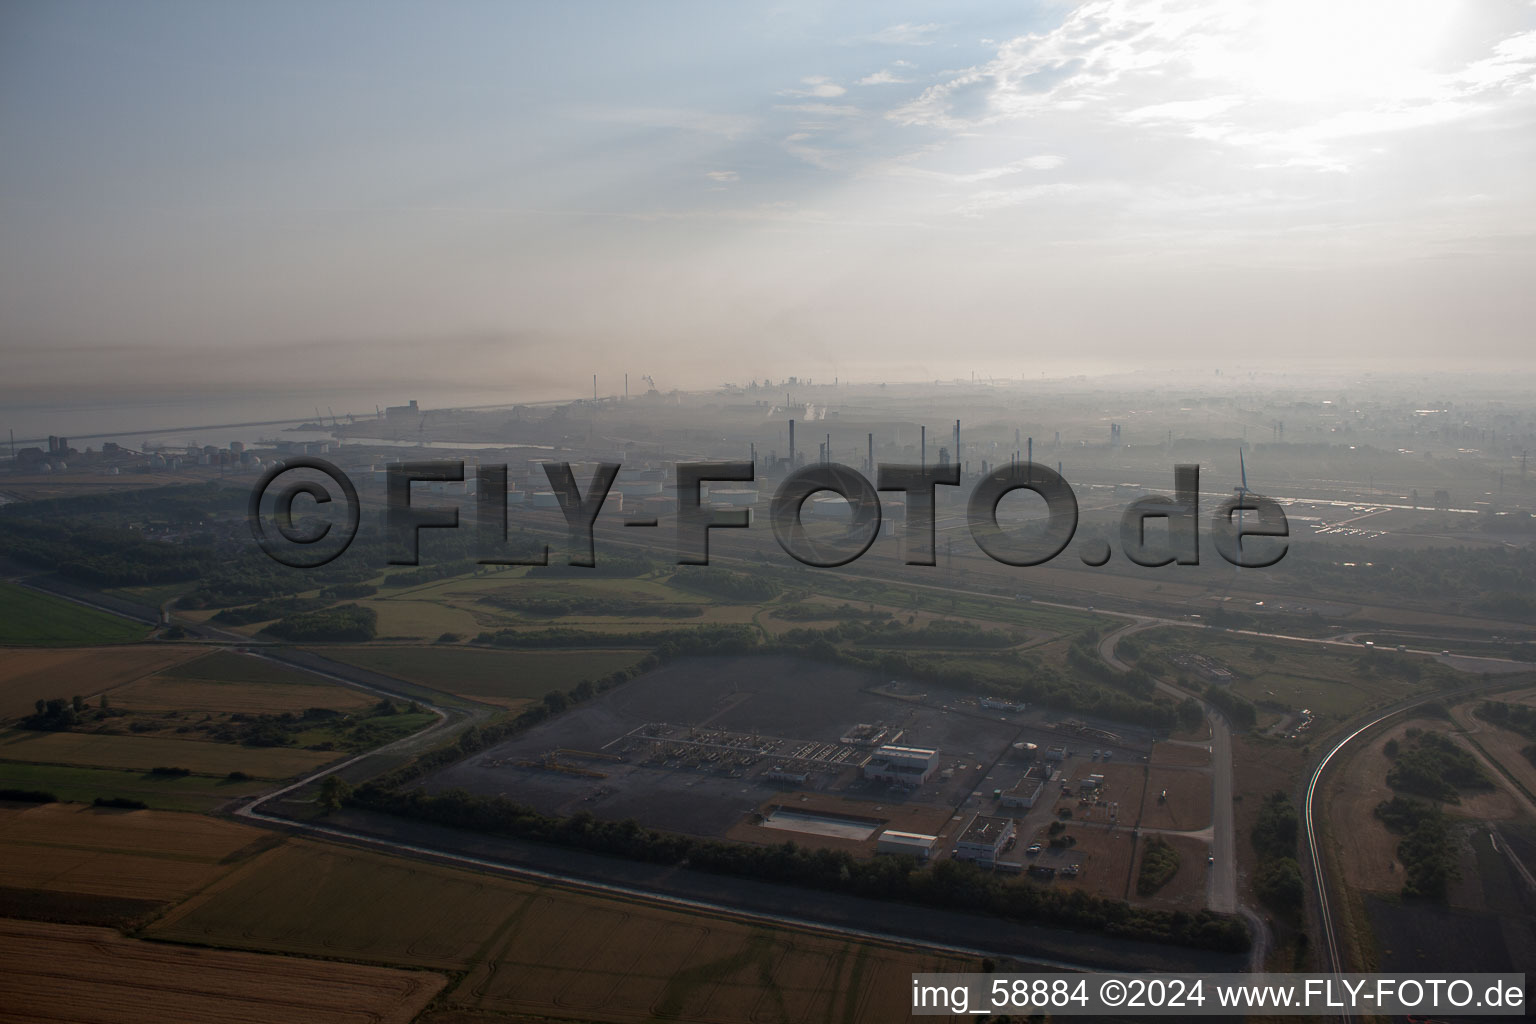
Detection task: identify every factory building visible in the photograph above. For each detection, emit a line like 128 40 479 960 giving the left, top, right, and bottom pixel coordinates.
763 766 808 785
1000 765 1053 809
953 814 1016 867
862 744 939 786
876 830 938 861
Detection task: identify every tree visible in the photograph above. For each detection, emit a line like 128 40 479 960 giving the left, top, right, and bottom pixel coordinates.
318 774 352 814
71 695 86 713
542 690 569 714
1255 857 1303 910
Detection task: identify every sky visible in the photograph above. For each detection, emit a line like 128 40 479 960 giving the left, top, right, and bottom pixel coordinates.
3 0 1535 404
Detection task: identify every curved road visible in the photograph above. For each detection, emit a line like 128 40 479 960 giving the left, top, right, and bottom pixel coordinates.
1302 673 1535 982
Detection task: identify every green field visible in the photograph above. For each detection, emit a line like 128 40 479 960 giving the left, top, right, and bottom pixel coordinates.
0 728 339 779
0 582 149 646
1137 628 1446 720
162 649 343 687
0 762 268 812
310 646 648 706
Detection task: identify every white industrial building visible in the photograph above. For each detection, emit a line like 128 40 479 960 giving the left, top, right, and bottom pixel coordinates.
862 745 940 786
876 830 938 860
953 814 1016 867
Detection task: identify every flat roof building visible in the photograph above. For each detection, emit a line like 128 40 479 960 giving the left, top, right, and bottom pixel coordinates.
863 744 940 786
1000 765 1053 809
953 814 1016 867
876 830 938 860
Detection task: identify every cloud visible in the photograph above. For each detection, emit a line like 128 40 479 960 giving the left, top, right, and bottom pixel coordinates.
569 104 755 138
891 154 1066 184
774 103 861 117
874 23 942 46
704 170 739 183
955 182 1087 216
858 70 913 86
887 0 1536 169
781 75 848 99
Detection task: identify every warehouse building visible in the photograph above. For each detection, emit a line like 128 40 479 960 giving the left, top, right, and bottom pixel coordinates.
876 830 938 860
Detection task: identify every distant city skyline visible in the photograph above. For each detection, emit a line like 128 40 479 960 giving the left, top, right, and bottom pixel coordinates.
3 0 1534 400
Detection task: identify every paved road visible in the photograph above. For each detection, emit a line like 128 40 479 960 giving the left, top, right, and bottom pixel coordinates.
1096 619 1263 968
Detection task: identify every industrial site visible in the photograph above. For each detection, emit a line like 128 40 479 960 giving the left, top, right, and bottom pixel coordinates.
419 654 1212 898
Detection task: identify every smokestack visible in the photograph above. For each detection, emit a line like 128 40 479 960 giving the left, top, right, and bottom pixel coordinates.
954 419 961 474
867 433 874 474
789 419 796 467
921 425 926 471
593 374 598 403
826 433 831 465
625 373 629 400
750 441 756 467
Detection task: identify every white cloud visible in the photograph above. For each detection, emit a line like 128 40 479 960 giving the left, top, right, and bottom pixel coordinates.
774 103 861 117
782 75 848 99
955 182 1087 216
874 23 942 46
569 104 755 138
858 70 913 86
892 154 1066 184
704 170 739 183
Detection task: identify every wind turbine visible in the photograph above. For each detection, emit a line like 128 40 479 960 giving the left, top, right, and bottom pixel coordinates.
1214 448 1252 610
1234 448 1251 558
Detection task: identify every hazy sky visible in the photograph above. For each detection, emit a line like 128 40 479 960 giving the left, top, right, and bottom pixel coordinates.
3 0 1534 399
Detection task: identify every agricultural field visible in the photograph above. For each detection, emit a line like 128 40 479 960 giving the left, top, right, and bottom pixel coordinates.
0 763 267 812
3 647 430 786
0 582 149 646
0 646 200 719
0 802 273 908
0 729 340 778
161 649 354 687
0 919 444 1024
311 645 649 707
149 838 970 1023
107 674 376 716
